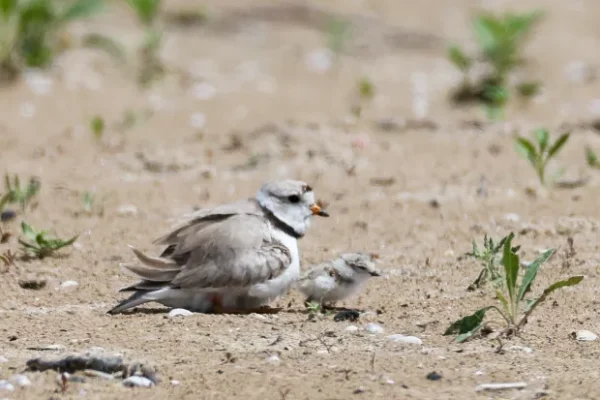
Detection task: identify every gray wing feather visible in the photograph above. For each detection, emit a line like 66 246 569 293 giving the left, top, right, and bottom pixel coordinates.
153 199 263 246
170 214 291 289
300 263 332 281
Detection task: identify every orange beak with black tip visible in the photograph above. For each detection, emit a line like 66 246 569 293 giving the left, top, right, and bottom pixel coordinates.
310 204 329 217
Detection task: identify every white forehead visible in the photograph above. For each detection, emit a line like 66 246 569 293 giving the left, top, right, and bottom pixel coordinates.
302 190 315 203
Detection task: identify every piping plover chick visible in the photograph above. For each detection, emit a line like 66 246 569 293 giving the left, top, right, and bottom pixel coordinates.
296 252 381 308
108 180 329 314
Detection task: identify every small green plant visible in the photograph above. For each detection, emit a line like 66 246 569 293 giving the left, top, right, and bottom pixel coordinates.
448 11 543 119
326 17 350 56
304 301 326 321
445 233 583 342
585 147 600 169
19 221 78 258
515 128 570 186
350 77 375 119
466 233 520 290
0 249 16 269
0 0 117 82
90 115 104 140
126 0 164 86
82 191 95 213
4 174 40 211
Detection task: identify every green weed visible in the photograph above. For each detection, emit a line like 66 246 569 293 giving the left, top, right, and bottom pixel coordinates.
351 77 375 119
19 221 78 258
585 147 600 170
448 11 543 119
326 16 351 58
515 128 570 186
90 115 105 140
445 233 583 342
0 0 119 82
4 174 40 211
466 233 520 290
126 0 164 86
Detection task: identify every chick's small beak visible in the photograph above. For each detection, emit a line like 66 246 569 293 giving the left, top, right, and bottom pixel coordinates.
310 204 329 217
370 270 382 277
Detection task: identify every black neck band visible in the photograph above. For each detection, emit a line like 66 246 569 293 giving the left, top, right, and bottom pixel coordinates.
260 206 303 239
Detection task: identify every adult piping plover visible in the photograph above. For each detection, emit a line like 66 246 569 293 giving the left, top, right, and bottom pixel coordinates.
296 252 381 307
108 180 329 314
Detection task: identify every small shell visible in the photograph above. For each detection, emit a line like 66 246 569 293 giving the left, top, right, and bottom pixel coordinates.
575 330 598 341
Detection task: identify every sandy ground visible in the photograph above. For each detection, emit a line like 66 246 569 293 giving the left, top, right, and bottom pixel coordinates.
2 0 600 399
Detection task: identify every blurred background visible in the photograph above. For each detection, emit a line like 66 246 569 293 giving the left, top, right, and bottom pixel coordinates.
2 0 599 143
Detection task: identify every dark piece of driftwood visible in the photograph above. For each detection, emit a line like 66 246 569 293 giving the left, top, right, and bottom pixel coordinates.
26 355 124 374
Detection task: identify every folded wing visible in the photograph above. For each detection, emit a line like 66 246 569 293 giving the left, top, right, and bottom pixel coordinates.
122 213 292 291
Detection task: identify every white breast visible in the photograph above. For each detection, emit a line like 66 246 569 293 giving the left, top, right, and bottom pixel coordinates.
247 227 300 300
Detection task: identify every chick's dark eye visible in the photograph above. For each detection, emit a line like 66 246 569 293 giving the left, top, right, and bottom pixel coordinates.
288 195 301 203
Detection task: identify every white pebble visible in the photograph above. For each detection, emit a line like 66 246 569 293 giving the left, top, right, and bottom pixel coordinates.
0 356 7 363
0 380 14 392
59 280 79 290
10 374 31 387
191 82 217 100
504 213 521 222
590 99 600 117
386 334 422 345
86 346 105 354
475 370 485 376
170 380 180 386
122 376 154 388
189 112 206 130
345 325 359 332
117 204 138 217
168 308 193 318
305 48 333 73
565 61 596 83
365 323 384 334
267 355 281 364
576 330 598 341
476 382 527 391
42 344 66 351
250 313 267 321
507 345 534 354
24 70 54 95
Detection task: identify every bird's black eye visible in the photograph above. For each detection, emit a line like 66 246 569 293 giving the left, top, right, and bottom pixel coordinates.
288 195 301 203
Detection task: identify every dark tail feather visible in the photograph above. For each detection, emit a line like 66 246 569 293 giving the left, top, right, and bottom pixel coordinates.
119 280 166 293
107 291 150 315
